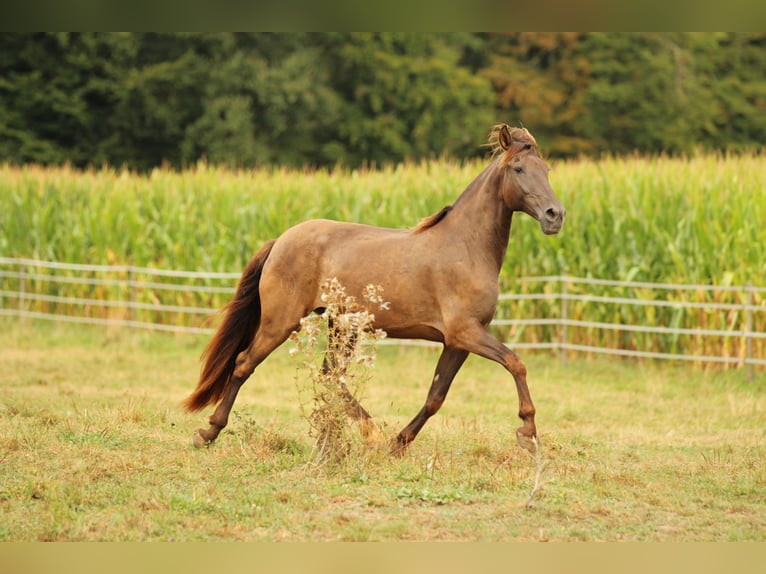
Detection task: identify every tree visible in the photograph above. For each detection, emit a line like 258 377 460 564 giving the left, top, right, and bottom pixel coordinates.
1 33 763 170
474 32 592 156
106 33 215 170
0 33 130 166
703 33 766 151
319 33 495 166
574 33 720 155
179 34 344 168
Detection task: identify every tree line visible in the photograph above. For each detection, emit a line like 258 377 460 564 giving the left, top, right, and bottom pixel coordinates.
1 32 764 170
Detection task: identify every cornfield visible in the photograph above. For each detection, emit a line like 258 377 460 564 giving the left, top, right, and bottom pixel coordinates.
1 153 764 363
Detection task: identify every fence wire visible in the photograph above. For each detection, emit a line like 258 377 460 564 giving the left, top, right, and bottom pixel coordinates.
1 257 764 375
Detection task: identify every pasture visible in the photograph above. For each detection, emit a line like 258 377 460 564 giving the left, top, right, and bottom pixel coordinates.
1 321 763 541
1 152 764 542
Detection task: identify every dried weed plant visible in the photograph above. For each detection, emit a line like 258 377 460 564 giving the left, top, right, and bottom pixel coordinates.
289 278 388 468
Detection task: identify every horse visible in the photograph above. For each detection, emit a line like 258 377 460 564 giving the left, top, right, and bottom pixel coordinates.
184 124 565 454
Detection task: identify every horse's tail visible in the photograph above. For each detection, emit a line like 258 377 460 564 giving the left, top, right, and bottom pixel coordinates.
183 240 276 412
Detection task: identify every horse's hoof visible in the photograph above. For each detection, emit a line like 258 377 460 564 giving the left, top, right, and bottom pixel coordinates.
192 429 209 449
389 437 408 457
516 429 538 454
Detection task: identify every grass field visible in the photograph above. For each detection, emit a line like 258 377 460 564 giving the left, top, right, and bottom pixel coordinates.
1 321 763 541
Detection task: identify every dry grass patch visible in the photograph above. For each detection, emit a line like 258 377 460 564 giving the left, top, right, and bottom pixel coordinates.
0 321 764 541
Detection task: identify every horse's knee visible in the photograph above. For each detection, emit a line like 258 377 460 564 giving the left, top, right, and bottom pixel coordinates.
504 352 527 379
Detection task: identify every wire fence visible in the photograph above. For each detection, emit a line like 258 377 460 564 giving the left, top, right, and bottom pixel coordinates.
1 257 764 378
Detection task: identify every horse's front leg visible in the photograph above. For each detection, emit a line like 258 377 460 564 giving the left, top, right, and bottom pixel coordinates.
451 321 537 453
393 346 469 454
502 349 537 452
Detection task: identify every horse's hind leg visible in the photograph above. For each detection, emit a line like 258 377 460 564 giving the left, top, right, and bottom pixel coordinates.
321 317 378 439
393 346 469 454
193 323 295 448
322 358 378 438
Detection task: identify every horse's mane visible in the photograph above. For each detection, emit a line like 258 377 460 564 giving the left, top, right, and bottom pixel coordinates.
412 205 453 234
412 125 537 235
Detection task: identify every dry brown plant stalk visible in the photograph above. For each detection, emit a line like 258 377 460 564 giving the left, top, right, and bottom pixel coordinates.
289 278 387 468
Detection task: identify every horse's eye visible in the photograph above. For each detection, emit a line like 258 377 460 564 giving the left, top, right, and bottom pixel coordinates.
514 167 523 174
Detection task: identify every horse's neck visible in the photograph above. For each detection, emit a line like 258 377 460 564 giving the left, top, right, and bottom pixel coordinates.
447 164 513 273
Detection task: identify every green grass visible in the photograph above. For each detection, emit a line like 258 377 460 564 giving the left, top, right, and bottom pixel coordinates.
1 320 763 541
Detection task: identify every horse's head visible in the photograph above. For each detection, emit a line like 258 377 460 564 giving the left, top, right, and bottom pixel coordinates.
492 124 565 235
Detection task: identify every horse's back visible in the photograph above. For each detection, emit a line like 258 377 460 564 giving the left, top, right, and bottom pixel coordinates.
271 218 410 265
284 218 408 243
263 217 407 287
260 218 439 325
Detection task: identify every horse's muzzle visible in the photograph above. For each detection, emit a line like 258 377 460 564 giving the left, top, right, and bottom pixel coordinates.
541 205 565 235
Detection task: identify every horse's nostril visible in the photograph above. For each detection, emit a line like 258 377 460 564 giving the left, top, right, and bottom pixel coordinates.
545 207 559 220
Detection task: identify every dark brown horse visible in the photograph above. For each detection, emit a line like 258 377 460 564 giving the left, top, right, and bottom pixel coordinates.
184 124 565 454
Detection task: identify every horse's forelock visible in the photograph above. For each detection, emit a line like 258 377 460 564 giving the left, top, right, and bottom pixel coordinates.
487 125 538 160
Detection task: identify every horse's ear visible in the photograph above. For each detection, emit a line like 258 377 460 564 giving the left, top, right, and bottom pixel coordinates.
498 124 512 150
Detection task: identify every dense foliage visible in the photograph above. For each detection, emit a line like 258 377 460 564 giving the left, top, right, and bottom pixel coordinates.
1 33 765 170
